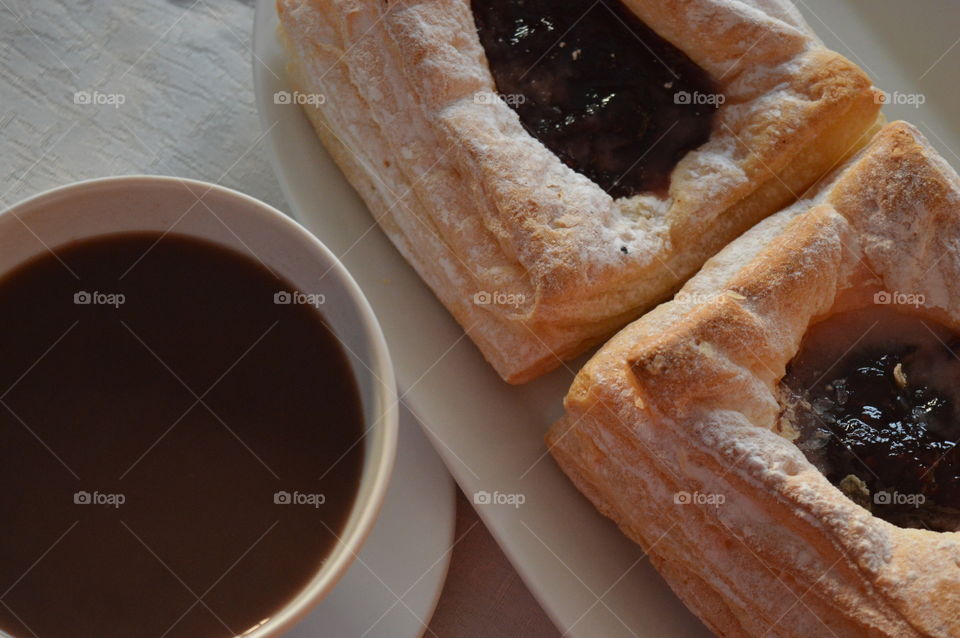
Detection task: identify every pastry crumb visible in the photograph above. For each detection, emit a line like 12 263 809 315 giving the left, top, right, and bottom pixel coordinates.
893 362 907 388
838 474 872 511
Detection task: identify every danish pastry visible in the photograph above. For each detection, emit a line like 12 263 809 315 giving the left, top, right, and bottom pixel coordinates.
548 122 960 637
276 0 882 382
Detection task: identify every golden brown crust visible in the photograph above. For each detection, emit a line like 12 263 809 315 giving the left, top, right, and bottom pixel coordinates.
549 122 960 637
277 0 882 382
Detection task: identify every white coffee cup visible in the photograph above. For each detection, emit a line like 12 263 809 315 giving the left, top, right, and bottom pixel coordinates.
0 175 398 637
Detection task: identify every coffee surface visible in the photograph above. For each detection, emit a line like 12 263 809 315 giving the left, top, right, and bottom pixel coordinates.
0 233 365 638
471 0 719 198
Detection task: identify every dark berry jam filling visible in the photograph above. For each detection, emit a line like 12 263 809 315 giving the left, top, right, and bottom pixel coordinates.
780 306 960 531
470 0 719 198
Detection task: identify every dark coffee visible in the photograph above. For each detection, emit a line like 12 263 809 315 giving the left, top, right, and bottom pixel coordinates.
0 233 365 638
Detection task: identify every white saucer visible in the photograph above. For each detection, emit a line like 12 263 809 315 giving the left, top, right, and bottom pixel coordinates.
282 403 454 638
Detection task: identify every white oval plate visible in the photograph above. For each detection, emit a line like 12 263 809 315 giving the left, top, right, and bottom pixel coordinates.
253 1 960 636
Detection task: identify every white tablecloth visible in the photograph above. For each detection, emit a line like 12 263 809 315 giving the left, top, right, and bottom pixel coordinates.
2 0 283 213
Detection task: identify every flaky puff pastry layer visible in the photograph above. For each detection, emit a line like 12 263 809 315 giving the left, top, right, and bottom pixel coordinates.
548 122 960 637
277 0 881 382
